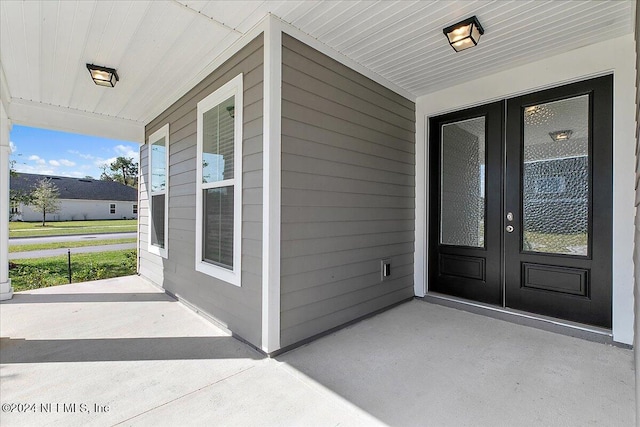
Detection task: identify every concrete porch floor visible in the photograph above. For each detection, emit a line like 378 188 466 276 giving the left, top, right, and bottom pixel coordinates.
0 276 634 426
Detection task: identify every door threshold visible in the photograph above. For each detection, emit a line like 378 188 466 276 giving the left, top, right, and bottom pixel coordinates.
419 292 628 348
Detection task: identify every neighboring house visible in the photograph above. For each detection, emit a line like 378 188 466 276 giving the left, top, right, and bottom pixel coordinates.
0 2 637 364
10 173 138 221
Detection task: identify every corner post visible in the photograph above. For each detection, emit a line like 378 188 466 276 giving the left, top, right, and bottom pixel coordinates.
262 15 282 353
0 102 13 301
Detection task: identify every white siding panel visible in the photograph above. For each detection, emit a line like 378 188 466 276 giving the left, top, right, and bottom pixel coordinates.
17 199 138 222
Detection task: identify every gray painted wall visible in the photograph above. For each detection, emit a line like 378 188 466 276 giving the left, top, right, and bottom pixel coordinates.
280 34 416 347
140 35 264 348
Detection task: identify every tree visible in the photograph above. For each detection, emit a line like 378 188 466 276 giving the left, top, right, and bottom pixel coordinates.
100 156 138 188
8 161 32 220
29 178 61 226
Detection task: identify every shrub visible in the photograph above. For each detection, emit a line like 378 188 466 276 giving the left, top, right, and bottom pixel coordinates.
72 262 108 282
12 266 57 290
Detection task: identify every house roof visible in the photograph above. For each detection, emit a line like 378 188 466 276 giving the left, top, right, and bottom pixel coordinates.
0 1 635 142
11 173 137 202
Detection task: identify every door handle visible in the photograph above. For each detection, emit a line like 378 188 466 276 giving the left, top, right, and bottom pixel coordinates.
506 225 514 233
506 212 514 222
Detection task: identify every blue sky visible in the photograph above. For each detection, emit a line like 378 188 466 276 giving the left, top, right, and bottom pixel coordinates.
9 125 139 179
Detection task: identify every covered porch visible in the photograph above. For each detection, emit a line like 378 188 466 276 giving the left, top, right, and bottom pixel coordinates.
0 1 638 424
0 276 634 426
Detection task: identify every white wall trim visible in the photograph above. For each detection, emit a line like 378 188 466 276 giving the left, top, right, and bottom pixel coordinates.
147 123 170 259
194 74 243 287
137 147 143 274
414 103 427 297
262 15 282 353
415 34 637 345
8 98 143 143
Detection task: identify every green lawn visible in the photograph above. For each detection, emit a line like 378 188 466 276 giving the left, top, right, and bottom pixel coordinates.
9 219 137 238
9 249 137 292
9 238 137 253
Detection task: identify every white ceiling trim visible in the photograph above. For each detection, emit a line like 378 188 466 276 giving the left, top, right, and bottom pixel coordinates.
9 98 143 143
173 0 242 34
275 15 416 102
140 13 262 124
143 12 417 126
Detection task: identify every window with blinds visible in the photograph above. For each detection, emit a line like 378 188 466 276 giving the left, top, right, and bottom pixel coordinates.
148 124 169 258
195 74 243 286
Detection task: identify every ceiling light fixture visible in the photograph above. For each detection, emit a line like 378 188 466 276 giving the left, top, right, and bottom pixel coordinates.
549 130 573 142
86 63 119 87
524 105 554 126
443 16 484 52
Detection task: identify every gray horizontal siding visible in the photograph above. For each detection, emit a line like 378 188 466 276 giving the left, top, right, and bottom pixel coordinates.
280 34 416 348
139 34 264 348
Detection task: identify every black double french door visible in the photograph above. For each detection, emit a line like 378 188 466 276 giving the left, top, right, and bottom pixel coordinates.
428 75 613 328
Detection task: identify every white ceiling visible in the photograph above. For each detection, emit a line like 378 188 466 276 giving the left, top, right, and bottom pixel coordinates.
0 0 635 141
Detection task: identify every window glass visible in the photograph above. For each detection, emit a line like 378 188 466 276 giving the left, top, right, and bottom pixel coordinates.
440 116 486 247
203 187 234 268
196 73 242 284
151 137 166 192
151 195 165 249
148 124 169 256
202 96 235 183
201 96 235 270
522 95 589 256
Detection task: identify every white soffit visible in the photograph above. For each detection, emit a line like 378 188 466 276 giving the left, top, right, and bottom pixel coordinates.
0 0 634 140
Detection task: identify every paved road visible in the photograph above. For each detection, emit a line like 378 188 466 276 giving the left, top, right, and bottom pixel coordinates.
9 232 136 246
9 243 137 260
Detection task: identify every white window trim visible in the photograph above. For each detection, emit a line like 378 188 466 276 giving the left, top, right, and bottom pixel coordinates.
109 203 116 214
195 73 243 287
147 123 170 258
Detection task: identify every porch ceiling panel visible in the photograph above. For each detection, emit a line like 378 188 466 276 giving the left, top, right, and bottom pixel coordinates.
0 0 634 141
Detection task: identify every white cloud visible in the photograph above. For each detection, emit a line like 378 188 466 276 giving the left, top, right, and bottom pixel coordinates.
114 144 139 161
59 159 76 167
28 155 46 165
13 163 56 175
49 160 61 166
94 157 109 168
9 141 17 153
68 149 96 160
95 156 120 168
66 171 84 178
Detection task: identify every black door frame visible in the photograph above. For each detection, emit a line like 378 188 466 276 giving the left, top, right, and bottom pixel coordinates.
427 75 613 329
428 101 504 306
504 75 613 328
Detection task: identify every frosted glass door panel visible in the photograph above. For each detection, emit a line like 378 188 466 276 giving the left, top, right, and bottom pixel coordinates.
522 95 589 256
440 117 485 247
